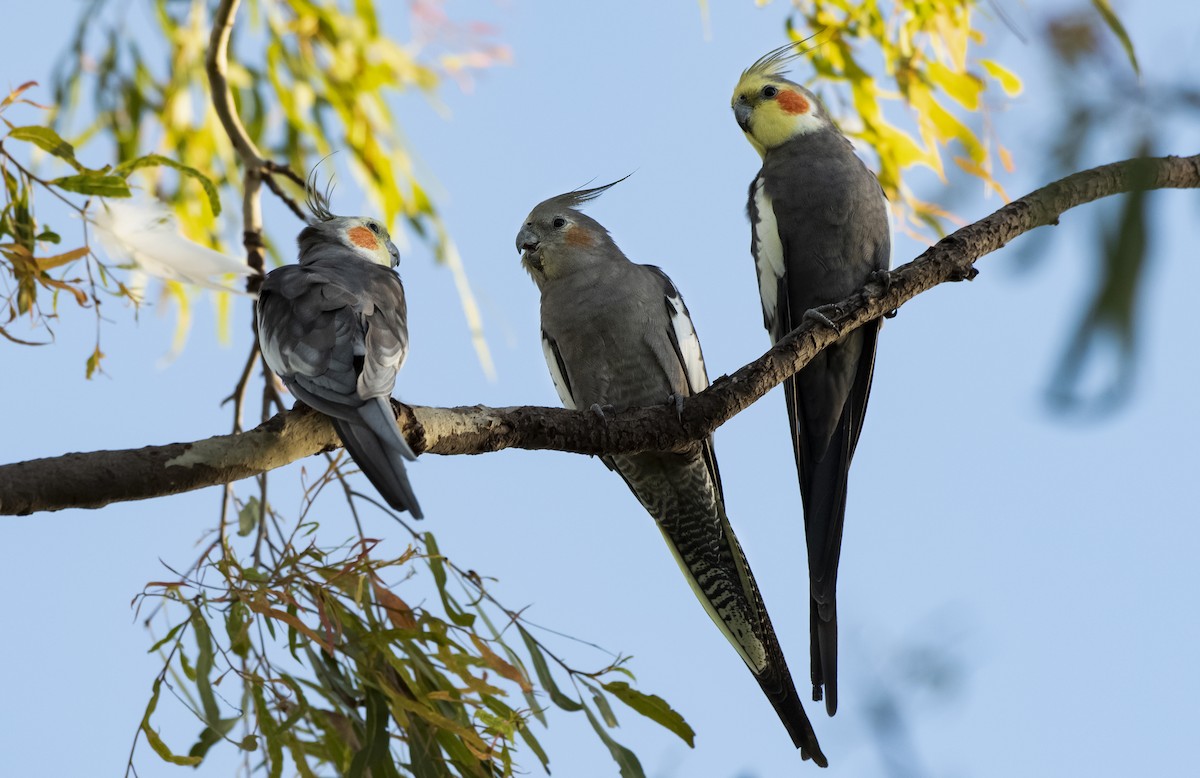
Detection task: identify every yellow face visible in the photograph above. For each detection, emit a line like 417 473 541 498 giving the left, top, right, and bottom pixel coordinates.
731 73 825 157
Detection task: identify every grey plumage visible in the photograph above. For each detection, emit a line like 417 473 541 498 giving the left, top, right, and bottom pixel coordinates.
256 195 422 519
734 60 891 717
517 181 826 765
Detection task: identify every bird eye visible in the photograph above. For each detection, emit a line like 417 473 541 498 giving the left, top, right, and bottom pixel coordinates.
762 85 778 98
552 217 566 229
367 222 381 235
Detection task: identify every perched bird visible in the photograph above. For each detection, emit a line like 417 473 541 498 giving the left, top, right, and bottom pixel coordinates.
732 43 891 716
256 186 422 518
517 180 826 765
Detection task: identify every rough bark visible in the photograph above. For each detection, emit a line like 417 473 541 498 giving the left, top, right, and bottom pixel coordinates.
2 153 1198 516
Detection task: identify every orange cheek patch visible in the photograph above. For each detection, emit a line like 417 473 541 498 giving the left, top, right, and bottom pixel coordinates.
565 225 595 247
777 89 810 115
348 226 379 250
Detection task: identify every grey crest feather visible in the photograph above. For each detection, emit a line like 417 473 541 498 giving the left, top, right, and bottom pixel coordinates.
741 33 828 81
304 161 338 224
544 174 632 211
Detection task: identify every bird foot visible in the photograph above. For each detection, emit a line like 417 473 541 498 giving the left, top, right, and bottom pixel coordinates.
870 268 892 294
665 393 686 423
590 403 616 424
949 265 979 282
804 304 843 334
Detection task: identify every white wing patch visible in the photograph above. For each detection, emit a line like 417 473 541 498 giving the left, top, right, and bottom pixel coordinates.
541 333 576 410
751 177 785 326
665 289 708 396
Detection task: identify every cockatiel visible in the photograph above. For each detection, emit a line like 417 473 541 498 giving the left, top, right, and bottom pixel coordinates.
732 43 891 717
517 180 826 765
256 186 422 518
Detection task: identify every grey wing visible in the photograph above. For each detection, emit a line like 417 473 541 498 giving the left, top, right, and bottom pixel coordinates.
257 264 365 422
258 263 420 516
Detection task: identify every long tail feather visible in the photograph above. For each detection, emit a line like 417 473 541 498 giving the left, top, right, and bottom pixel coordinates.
332 417 423 519
613 448 826 764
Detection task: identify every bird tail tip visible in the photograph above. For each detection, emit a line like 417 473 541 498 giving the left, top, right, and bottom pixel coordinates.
809 598 839 716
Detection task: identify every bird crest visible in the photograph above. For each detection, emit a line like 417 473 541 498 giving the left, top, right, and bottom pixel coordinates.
545 174 632 211
739 33 827 83
304 160 338 224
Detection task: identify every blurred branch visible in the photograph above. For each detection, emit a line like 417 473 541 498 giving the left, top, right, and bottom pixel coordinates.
3 153 1199 516
206 0 265 292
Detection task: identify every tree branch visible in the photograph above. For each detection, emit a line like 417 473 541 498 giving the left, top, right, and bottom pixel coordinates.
206 0 266 291
2 153 1198 516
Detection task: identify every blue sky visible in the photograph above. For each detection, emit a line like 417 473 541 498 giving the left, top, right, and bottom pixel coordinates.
2 2 1199 777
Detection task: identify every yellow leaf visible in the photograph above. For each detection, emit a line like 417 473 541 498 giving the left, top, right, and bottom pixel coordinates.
953 156 1010 201
928 62 983 110
981 60 1023 96
34 246 89 271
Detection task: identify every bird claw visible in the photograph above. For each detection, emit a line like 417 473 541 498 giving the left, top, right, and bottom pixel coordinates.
666 393 685 423
870 268 892 294
803 304 842 334
949 265 979 282
590 403 615 424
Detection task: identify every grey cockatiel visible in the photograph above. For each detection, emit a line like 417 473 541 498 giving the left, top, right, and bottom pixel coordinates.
256 187 422 519
732 44 891 716
517 180 826 765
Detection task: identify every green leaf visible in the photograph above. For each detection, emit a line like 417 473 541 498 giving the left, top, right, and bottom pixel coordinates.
85 345 104 379
423 533 475 628
590 687 619 728
238 496 260 537
141 677 203 766
6 126 82 170
226 601 251 658
602 681 695 747
191 605 221 722
52 173 131 198
147 621 187 654
515 720 551 773
117 153 222 215
1091 0 1140 76
583 704 645 778
516 625 582 713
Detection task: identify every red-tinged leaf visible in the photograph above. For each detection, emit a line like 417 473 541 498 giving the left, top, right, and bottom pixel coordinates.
470 633 532 692
0 82 38 112
245 597 332 655
0 325 46 346
38 276 88 306
371 579 417 630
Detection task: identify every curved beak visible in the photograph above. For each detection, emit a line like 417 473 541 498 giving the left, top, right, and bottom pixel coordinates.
388 241 400 268
516 226 543 272
733 101 753 133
